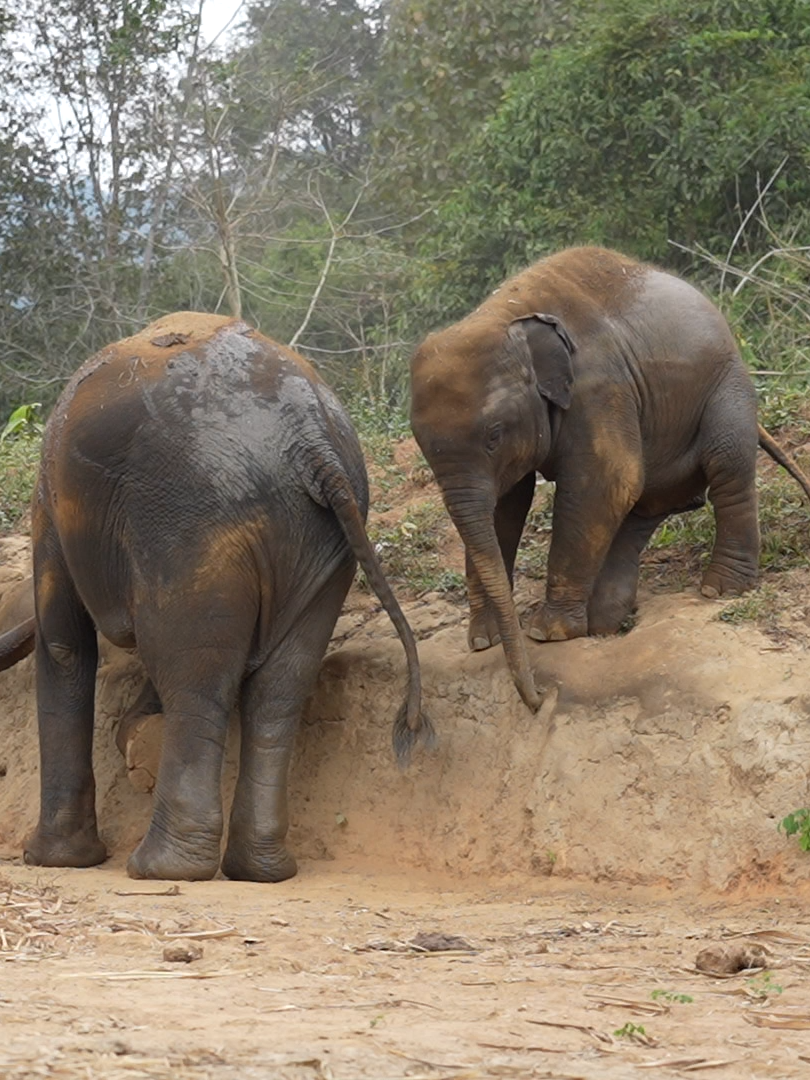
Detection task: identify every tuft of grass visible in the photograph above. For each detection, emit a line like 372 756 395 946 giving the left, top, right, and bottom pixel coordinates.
758 384 810 438
0 434 41 534
613 1022 647 1039
716 584 780 625
650 989 694 1004
350 398 411 470
366 499 465 598
744 971 784 999
757 469 810 572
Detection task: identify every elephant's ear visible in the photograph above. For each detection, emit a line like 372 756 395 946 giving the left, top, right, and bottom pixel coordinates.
507 312 575 410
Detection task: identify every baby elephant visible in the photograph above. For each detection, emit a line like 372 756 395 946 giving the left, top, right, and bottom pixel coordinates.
24 313 432 881
410 246 810 709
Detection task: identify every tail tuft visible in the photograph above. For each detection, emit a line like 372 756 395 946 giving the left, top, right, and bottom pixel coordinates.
392 703 436 768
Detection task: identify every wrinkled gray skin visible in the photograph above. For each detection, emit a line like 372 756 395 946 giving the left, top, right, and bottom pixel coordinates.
22 313 432 882
411 246 810 710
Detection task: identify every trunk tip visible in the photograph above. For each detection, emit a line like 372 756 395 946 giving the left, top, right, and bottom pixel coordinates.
518 679 543 712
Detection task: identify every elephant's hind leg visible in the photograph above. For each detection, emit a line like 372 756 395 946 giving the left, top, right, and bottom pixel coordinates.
587 510 667 635
222 562 354 883
25 533 106 869
699 383 760 598
127 609 251 881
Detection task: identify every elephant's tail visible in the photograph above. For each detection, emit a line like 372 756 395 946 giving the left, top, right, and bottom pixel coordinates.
758 424 810 502
323 474 435 766
0 616 35 671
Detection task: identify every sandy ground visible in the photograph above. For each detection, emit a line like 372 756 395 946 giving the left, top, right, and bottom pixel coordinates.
3 863 810 1080
3 517 810 1078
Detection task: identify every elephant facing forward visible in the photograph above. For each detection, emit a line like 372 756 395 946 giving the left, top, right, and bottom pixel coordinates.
23 313 432 882
410 246 810 709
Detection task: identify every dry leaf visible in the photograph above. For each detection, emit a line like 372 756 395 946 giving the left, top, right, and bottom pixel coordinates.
744 1011 810 1030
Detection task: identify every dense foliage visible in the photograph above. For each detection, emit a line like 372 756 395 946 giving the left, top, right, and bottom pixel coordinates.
415 0 810 323
0 0 807 418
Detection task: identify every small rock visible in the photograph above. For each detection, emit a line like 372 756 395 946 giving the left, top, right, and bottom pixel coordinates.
410 931 474 952
163 942 204 963
525 940 549 955
695 942 768 975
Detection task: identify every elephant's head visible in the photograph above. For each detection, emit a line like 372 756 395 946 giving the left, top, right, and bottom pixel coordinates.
410 311 575 708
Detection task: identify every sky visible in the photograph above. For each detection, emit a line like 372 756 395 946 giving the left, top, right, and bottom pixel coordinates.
198 0 246 47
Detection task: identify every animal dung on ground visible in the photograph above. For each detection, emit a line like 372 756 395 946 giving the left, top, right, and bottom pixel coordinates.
409 931 474 953
162 942 204 964
695 942 768 975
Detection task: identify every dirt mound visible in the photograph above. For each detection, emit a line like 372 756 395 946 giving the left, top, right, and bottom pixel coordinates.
1 528 809 892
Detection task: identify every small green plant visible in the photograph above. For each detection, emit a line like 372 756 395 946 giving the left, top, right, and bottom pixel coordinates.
778 808 810 851
745 971 783 999
0 403 44 443
433 569 466 595
651 989 694 1004
0 432 41 533
717 585 779 625
366 498 461 597
614 1022 646 1039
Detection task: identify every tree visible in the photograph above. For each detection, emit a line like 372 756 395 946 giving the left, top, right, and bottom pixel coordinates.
164 0 417 401
416 0 810 323
373 0 560 204
0 0 200 412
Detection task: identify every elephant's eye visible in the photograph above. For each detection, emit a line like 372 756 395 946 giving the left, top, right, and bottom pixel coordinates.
485 422 503 453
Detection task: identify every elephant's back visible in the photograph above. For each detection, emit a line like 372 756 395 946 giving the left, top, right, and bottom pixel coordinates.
43 314 325 483
38 313 345 578
37 316 354 643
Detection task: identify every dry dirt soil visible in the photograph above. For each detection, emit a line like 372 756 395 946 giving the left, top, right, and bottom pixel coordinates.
2 470 810 1079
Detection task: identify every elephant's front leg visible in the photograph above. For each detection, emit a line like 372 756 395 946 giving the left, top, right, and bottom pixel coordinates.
587 510 668 635
529 465 642 642
222 566 353 882
467 472 535 651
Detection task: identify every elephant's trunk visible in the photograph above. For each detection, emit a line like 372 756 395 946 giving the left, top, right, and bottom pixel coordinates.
444 486 541 711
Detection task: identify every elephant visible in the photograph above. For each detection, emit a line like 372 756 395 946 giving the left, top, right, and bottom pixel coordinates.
410 246 810 710
0 577 35 668
0 575 181 754
20 311 433 882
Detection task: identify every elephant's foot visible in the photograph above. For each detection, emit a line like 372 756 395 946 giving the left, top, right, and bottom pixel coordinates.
467 605 501 652
221 837 298 883
528 600 588 642
700 563 757 600
127 820 221 881
24 822 107 868
587 589 637 636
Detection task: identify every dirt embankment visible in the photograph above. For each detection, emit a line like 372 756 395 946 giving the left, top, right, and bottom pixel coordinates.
3 499 810 1079
2 532 810 892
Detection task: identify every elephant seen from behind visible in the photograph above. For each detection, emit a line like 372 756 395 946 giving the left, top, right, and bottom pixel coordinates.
23 312 433 882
